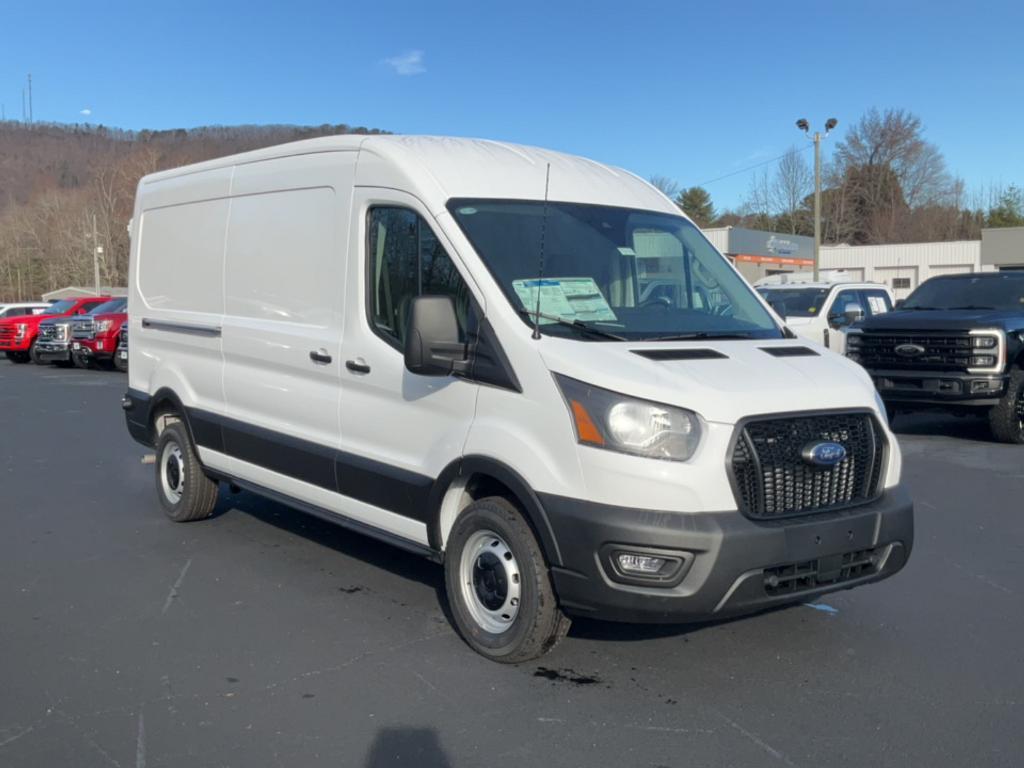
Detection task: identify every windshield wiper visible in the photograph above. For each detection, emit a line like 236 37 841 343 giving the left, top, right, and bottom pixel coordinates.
642 331 756 341
948 305 995 310
518 309 627 341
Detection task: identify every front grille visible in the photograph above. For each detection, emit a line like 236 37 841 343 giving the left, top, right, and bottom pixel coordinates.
731 412 885 520
0 325 15 342
764 546 885 596
850 331 972 371
72 318 95 340
39 324 59 341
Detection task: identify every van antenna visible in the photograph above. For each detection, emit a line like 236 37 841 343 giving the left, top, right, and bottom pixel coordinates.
531 163 552 341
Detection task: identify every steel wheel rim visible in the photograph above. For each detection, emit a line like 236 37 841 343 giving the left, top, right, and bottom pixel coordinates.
459 529 521 634
160 440 185 505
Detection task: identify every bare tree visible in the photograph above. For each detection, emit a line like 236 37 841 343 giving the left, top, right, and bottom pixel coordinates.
648 175 680 200
771 147 813 234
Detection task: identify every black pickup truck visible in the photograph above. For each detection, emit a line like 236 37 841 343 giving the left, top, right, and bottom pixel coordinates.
847 271 1024 443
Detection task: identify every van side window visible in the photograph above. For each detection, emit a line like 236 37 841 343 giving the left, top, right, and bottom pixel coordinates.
368 207 471 347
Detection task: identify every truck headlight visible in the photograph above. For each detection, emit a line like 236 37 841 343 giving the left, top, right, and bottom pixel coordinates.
554 374 702 461
14 323 27 340
967 330 1004 374
96 319 113 333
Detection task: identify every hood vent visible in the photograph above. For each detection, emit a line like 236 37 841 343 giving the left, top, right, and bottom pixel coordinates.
632 348 727 361
760 346 819 357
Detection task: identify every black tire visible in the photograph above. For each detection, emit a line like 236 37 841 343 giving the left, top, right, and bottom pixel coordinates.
29 339 46 365
444 497 570 663
72 350 92 369
988 366 1024 444
6 351 30 364
113 347 128 372
154 420 219 522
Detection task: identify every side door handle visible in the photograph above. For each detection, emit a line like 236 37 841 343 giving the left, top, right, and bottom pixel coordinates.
345 359 371 374
309 349 333 364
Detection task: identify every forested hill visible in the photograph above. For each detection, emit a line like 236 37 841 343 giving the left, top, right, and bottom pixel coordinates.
0 121 388 300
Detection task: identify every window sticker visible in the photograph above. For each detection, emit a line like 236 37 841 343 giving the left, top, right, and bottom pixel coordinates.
512 277 618 323
867 295 889 314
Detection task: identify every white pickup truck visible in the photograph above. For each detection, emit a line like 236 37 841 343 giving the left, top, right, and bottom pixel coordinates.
756 279 895 354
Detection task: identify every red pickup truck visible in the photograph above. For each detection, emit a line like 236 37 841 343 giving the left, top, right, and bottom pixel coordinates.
69 297 128 370
0 296 110 364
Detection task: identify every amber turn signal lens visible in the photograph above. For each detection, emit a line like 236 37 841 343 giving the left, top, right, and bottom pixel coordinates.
570 400 605 446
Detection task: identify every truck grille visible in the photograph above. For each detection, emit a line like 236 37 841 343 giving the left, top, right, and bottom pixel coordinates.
72 318 95 340
849 331 972 371
731 412 885 520
0 325 15 342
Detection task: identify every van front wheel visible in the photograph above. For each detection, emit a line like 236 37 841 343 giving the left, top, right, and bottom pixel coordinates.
154 421 219 522
444 497 570 663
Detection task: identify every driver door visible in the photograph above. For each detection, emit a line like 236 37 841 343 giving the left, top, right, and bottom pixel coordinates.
336 189 480 545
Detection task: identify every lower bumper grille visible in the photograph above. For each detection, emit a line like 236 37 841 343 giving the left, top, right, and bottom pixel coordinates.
764 546 885 596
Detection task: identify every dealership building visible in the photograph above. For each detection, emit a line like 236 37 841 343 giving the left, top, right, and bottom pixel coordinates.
705 225 1024 299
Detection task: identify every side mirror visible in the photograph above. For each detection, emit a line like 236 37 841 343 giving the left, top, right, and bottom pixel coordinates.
843 303 865 326
404 295 469 377
894 299 905 309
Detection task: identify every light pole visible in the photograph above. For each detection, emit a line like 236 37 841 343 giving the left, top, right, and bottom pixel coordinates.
796 117 837 282
92 213 102 295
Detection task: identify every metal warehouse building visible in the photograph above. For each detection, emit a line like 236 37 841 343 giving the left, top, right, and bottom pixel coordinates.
705 225 1024 299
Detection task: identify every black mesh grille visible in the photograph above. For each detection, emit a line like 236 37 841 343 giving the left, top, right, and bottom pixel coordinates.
731 412 885 519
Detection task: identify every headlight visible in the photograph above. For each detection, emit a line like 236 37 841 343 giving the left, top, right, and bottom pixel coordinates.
56 324 69 341
967 330 1004 374
14 323 27 340
96 319 113 333
554 374 702 461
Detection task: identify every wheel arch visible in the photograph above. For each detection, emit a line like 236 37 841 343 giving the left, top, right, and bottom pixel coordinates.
428 455 563 567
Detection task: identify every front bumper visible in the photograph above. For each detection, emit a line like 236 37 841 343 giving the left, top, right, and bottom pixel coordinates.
35 341 72 362
542 486 913 623
870 369 1007 407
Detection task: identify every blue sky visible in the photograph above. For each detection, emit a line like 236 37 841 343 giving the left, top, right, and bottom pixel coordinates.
2 0 1021 210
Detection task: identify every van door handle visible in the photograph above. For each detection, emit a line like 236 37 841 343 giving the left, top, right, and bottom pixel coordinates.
309 349 333 364
345 359 371 374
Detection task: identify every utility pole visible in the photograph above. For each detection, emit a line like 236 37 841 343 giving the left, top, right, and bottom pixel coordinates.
27 74 33 123
93 214 102 295
796 118 837 282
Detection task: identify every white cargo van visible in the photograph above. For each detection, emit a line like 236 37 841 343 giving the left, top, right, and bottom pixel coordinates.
123 136 913 662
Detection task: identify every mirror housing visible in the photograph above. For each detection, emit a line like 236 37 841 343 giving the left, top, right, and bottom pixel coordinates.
828 302 864 329
404 295 469 377
894 298 905 309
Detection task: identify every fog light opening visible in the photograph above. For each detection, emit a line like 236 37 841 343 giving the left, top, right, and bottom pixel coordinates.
616 553 667 575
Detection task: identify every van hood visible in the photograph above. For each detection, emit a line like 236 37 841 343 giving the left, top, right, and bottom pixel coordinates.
538 338 877 425
859 308 1021 332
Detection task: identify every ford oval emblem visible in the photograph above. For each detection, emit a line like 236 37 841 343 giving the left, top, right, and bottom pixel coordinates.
802 441 847 467
895 343 926 357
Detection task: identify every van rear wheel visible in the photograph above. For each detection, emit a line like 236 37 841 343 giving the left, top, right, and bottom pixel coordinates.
444 497 570 663
154 421 219 522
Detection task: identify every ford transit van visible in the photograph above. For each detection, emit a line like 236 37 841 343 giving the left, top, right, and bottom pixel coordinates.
123 136 913 662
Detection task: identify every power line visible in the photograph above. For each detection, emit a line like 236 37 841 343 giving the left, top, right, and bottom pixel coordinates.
691 144 814 188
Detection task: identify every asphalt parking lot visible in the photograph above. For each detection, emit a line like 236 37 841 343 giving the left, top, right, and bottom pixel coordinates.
1 362 1021 768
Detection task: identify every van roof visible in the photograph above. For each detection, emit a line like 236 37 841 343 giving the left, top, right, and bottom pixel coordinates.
140 135 678 216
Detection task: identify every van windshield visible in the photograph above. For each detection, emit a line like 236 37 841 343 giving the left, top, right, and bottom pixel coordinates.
447 199 782 341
